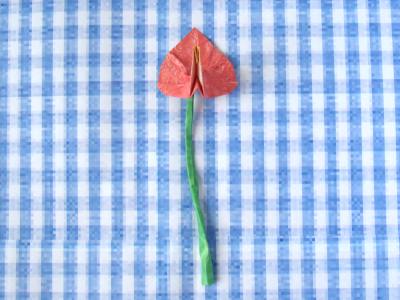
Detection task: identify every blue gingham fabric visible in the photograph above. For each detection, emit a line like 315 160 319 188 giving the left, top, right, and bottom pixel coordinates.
0 0 400 299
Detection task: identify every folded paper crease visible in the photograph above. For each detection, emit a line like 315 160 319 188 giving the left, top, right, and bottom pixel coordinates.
158 28 237 99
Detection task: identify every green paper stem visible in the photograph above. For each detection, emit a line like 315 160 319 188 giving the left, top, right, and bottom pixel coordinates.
185 96 215 285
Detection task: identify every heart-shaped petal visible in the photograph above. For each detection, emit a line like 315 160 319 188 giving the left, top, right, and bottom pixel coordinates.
158 28 238 99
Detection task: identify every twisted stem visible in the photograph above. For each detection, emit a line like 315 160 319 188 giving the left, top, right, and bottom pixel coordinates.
185 96 215 285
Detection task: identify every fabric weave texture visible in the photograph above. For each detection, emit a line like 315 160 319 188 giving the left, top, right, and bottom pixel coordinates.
0 0 399 299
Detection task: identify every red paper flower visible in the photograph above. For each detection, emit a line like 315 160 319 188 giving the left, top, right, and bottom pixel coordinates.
158 28 237 99
157 28 238 285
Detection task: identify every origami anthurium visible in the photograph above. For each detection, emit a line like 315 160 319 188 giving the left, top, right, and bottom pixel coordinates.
158 28 237 285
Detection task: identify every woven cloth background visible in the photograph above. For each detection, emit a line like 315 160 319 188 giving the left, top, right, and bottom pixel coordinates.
1 0 399 299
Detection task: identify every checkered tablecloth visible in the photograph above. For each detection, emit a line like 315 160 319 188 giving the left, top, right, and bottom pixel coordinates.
1 0 399 299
